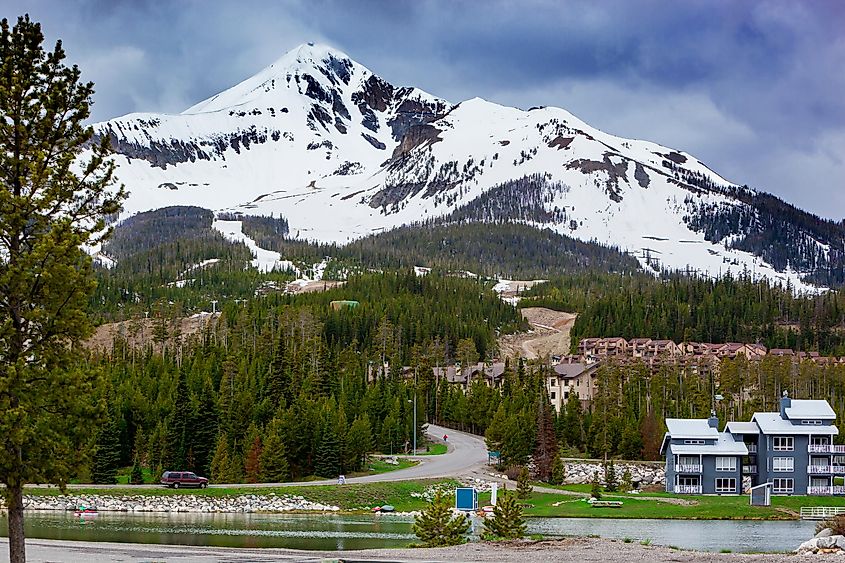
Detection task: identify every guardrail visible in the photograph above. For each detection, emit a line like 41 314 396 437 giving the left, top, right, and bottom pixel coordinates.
674 485 702 494
742 465 758 474
675 464 702 473
809 444 845 454
807 486 845 496
807 465 845 474
800 506 845 520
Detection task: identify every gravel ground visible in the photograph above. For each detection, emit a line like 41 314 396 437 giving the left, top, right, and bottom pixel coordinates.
1 537 811 562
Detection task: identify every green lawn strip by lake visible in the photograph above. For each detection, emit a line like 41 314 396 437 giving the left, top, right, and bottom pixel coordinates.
519 484 845 519
24 479 457 512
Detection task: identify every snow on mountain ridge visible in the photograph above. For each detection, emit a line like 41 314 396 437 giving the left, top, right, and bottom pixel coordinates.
89 43 834 292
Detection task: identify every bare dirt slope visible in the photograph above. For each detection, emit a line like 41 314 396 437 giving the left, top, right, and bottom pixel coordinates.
85 313 220 354
499 307 577 360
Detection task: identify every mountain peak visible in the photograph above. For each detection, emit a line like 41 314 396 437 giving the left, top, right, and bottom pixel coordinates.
182 42 366 115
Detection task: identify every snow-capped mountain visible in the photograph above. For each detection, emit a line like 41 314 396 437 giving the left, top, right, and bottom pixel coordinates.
91 43 845 290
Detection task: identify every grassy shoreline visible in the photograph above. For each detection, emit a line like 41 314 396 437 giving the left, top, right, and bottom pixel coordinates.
19 479 845 520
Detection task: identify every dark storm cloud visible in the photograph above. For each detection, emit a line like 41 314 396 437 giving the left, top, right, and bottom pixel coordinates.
5 0 845 218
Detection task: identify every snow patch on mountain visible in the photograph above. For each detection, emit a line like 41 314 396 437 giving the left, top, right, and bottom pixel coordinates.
91 43 835 292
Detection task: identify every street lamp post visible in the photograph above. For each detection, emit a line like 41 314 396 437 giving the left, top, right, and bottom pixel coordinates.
409 368 417 456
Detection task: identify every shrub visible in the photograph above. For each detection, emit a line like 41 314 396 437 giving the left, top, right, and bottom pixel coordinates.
413 489 470 547
550 457 566 485
590 470 603 499
483 490 526 540
516 466 532 499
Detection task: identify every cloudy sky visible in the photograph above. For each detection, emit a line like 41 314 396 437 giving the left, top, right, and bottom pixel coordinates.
9 0 845 219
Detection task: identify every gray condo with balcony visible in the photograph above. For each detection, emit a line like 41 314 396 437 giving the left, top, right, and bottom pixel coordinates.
661 413 747 494
663 392 843 496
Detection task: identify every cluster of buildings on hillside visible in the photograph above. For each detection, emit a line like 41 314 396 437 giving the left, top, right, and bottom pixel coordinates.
662 392 843 497
577 337 840 365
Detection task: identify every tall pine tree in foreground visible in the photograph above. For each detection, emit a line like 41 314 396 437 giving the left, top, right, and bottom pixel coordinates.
0 14 124 563
413 490 470 547
91 412 122 484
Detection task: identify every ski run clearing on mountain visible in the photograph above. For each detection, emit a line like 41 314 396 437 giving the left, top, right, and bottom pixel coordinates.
91 43 835 292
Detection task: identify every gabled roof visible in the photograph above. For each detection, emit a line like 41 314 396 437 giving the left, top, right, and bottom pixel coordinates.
665 418 719 439
785 399 836 420
751 412 839 435
553 363 593 378
667 432 749 456
725 421 759 435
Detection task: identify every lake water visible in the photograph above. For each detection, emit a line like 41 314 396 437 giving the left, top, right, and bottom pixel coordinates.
0 512 817 553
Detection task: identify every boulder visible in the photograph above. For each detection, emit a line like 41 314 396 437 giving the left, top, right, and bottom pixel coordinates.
816 528 834 538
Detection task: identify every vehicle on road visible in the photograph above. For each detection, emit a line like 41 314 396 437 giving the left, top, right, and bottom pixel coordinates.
160 471 208 489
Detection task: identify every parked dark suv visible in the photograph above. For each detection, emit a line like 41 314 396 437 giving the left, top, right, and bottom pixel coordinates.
160 471 208 489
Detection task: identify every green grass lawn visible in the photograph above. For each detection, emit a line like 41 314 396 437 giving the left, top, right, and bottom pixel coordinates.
516 483 845 519
415 443 447 456
25 479 456 512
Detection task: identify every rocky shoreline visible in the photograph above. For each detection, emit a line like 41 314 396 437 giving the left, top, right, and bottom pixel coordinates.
3 493 340 514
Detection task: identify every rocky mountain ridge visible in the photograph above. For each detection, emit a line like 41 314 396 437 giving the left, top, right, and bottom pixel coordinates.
90 43 845 289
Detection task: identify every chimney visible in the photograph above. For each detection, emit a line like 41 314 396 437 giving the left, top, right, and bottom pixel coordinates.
707 409 719 429
779 390 791 419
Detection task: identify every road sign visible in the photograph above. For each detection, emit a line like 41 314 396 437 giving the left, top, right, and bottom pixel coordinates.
455 487 478 511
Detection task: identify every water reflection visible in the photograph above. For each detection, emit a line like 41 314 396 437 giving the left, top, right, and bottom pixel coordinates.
0 512 816 552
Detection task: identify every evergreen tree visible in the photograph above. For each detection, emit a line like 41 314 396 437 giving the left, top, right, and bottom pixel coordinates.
483 490 526 540
163 370 190 470
314 426 341 478
243 435 262 483
562 392 583 449
413 490 470 547
516 466 532 499
129 456 144 485
191 380 218 476
0 14 125 562
590 471 603 499
91 413 122 484
345 415 373 472
210 432 233 483
621 467 633 493
550 456 566 486
533 398 557 481
259 421 290 482
604 459 618 492
620 419 644 460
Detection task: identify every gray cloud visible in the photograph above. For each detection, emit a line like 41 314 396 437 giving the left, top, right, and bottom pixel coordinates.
6 0 845 219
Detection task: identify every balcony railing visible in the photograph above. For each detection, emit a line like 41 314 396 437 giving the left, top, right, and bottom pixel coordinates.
807 465 845 475
808 444 845 454
747 444 758 453
674 485 702 494
742 465 757 474
807 486 845 496
675 464 702 473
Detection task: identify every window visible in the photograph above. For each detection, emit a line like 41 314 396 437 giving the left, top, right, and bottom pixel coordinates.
684 439 705 445
801 420 822 425
772 436 794 451
715 478 736 493
773 457 794 472
550 378 558 386
550 391 556 400
773 478 794 494
715 457 736 471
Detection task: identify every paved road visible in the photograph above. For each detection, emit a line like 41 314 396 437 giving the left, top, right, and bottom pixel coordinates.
31 424 488 491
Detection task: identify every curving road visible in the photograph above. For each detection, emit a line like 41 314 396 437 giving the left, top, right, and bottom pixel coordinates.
31 424 488 491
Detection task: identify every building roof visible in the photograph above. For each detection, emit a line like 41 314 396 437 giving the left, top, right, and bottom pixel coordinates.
751 412 839 435
725 421 760 435
553 363 590 378
665 418 719 439
785 399 836 420
668 432 749 455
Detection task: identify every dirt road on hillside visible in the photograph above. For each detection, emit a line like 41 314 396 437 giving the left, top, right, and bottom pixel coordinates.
499 307 577 360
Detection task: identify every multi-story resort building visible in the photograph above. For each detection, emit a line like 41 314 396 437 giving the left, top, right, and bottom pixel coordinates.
663 392 843 496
